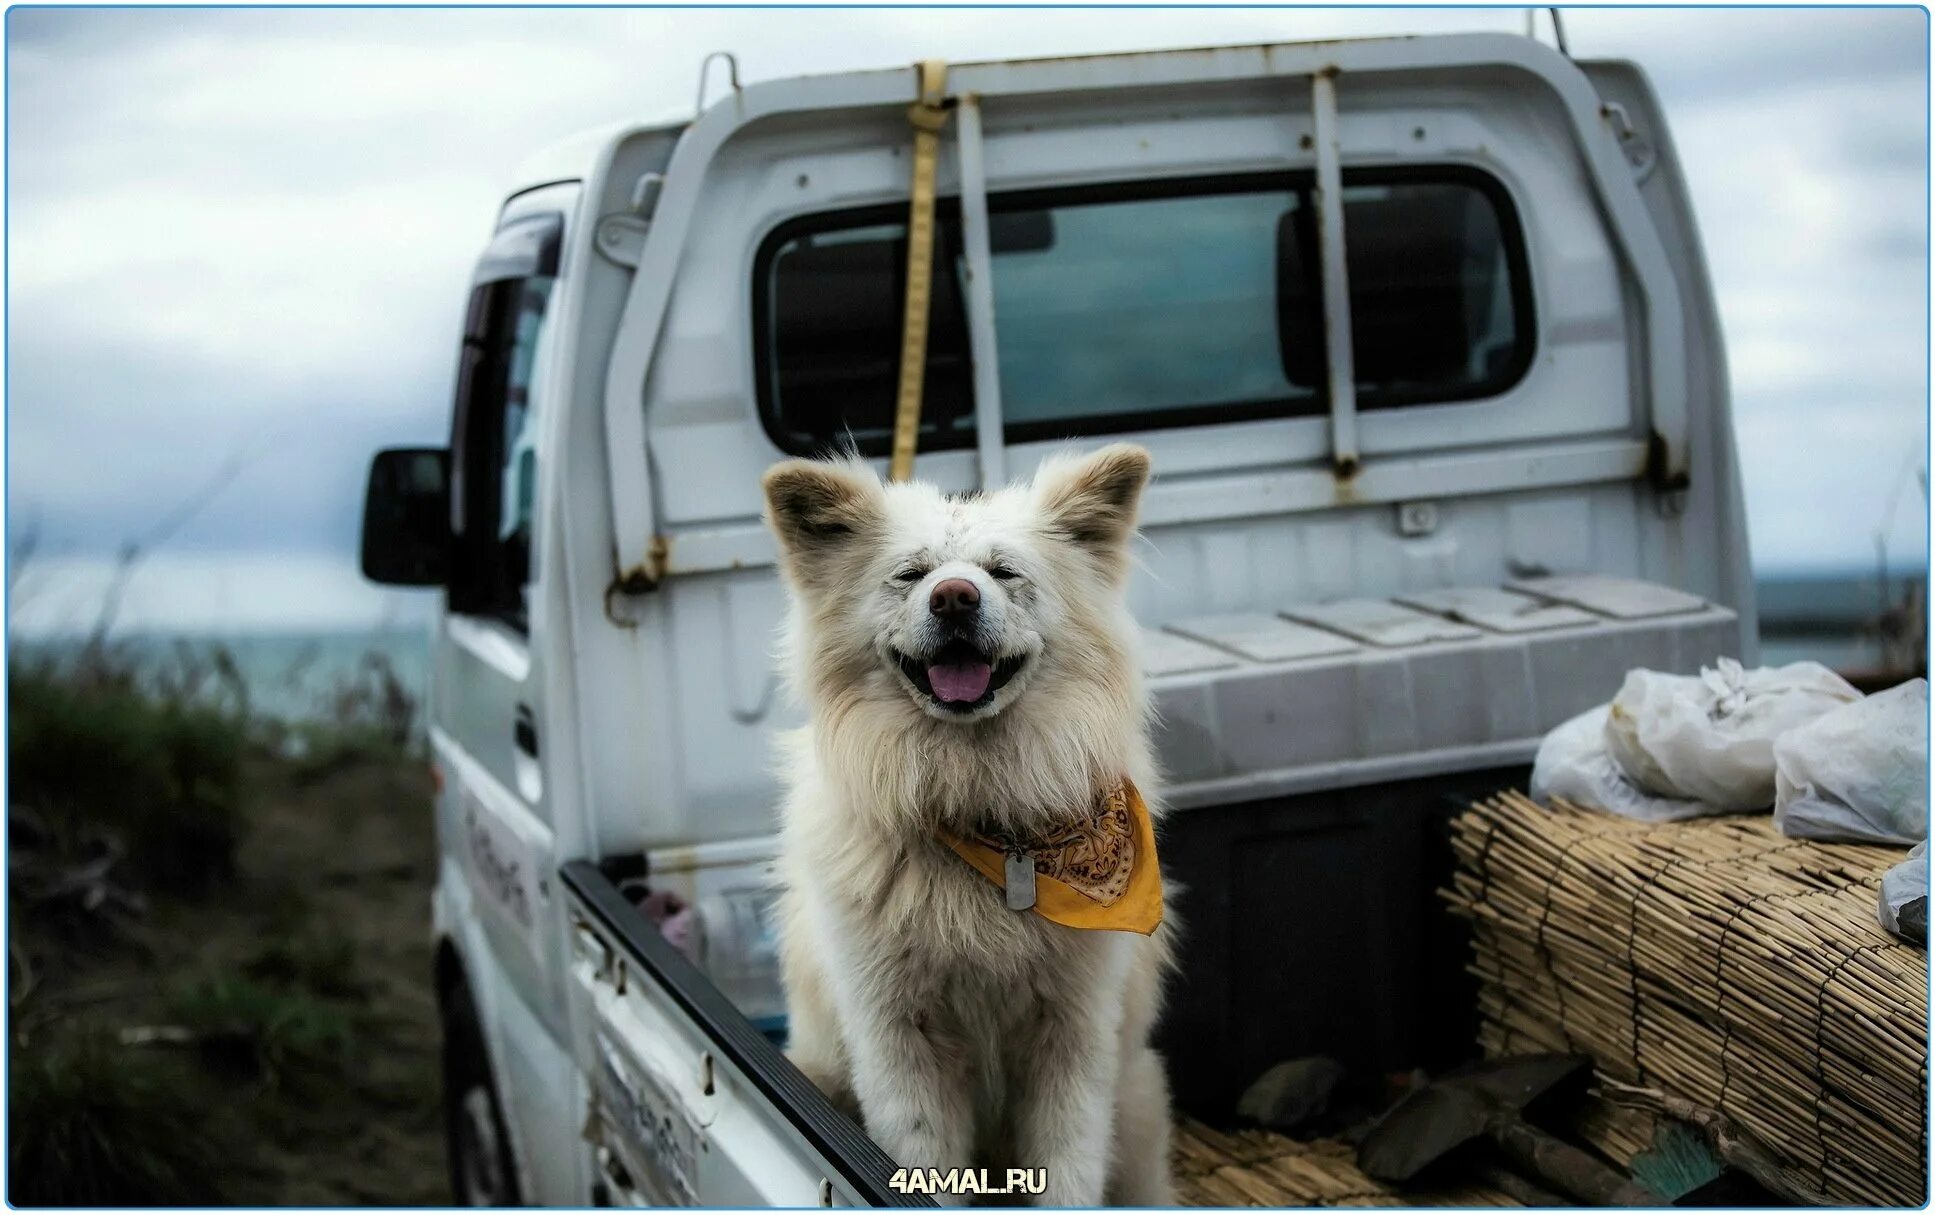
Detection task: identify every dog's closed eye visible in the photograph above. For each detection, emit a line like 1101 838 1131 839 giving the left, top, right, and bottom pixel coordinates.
892 566 928 584
988 564 1022 582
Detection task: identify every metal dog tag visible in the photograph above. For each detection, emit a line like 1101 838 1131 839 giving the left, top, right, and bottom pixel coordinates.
1004 851 1037 911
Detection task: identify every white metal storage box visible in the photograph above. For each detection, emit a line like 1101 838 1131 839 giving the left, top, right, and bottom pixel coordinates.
1145 575 1740 807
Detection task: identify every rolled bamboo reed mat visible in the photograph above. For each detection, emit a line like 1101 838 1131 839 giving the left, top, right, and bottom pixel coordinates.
1446 791 1927 1206
1172 1117 1522 1207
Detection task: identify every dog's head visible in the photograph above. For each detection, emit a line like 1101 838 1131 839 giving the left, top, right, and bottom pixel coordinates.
762 444 1151 728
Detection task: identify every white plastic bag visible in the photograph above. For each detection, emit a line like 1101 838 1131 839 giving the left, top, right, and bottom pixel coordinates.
1604 658 1861 811
1879 841 1927 944
1531 706 1716 822
1773 679 1928 846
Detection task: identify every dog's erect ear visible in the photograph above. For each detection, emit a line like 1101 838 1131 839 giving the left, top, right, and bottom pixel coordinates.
762 458 883 558
1033 443 1152 553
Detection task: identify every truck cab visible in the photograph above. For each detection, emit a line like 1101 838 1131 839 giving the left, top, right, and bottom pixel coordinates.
360 31 1754 1206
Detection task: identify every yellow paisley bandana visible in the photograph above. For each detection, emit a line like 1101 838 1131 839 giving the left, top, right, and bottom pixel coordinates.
942 780 1163 935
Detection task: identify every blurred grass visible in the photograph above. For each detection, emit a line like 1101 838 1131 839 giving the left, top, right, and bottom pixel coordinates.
9 1032 229 1206
166 973 355 1091
7 638 444 1205
8 655 244 896
244 923 368 1000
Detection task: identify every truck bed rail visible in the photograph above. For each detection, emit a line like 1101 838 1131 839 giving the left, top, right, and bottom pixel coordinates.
560 860 932 1207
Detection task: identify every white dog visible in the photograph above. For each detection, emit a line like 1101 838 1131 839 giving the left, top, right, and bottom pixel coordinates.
761 443 1177 1207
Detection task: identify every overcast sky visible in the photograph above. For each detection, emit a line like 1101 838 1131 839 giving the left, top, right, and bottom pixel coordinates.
6 5 1928 635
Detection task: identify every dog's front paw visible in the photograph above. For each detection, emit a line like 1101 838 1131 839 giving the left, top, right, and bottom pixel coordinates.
786 1052 861 1122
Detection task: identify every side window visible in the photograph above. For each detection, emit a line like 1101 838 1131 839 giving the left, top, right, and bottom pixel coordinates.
753 169 1533 457
449 271 557 628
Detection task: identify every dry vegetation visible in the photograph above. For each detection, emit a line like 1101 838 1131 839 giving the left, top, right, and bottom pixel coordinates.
1446 791 1927 1207
7 641 447 1205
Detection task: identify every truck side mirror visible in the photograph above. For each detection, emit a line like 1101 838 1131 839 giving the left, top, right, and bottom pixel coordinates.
361 447 452 587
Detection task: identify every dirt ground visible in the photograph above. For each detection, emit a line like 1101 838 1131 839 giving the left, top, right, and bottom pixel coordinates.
11 749 450 1205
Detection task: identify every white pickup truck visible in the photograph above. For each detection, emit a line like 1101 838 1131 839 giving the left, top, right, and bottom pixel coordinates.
360 30 1755 1207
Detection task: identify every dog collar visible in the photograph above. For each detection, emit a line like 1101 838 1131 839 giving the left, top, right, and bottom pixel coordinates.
941 779 1163 935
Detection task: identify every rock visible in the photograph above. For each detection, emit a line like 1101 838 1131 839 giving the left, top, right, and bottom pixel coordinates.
1237 1056 1346 1132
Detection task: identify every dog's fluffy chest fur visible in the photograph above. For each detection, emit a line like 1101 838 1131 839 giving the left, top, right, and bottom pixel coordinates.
790 803 1124 982
776 767 1151 1191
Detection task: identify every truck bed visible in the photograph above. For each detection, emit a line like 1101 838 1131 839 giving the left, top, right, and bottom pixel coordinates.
573 853 1530 1207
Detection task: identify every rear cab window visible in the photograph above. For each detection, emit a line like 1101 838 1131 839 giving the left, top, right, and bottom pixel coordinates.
753 168 1534 456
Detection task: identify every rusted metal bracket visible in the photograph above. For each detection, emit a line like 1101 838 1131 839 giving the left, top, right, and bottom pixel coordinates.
603 535 671 626
1645 431 1690 492
1647 431 1691 516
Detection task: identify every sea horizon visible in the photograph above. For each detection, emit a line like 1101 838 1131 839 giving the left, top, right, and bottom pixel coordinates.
7 568 1920 723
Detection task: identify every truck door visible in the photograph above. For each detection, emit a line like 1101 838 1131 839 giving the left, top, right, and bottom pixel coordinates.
432 184 584 1202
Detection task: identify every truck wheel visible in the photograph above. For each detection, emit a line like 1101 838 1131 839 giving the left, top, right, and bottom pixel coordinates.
441 980 522 1207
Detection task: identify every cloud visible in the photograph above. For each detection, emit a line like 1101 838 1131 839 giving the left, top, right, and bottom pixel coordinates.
4 6 1926 635
1560 7 1925 102
1735 403 1928 572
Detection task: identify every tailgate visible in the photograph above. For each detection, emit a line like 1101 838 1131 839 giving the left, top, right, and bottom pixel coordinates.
561 861 929 1207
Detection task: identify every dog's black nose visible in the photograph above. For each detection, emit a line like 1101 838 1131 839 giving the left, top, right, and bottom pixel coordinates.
929 577 980 621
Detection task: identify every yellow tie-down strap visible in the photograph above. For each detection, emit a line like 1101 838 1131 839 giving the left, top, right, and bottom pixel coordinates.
888 59 949 484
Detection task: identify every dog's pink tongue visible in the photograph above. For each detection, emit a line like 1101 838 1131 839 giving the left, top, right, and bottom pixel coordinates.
927 660 993 703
